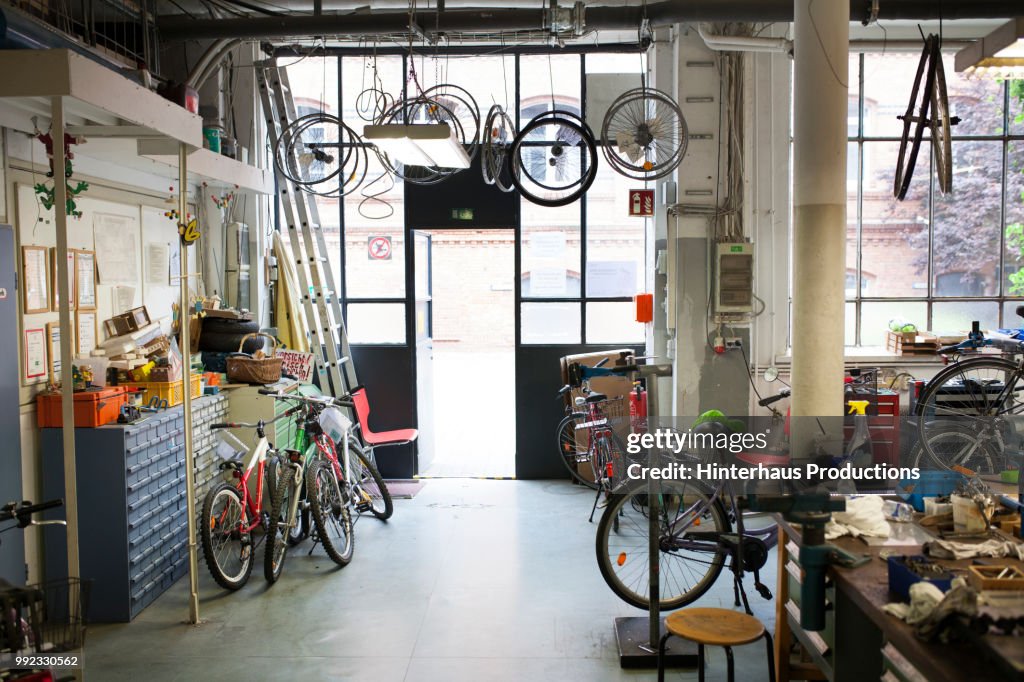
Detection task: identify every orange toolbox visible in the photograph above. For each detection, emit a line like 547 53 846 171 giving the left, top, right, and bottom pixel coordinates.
37 386 131 428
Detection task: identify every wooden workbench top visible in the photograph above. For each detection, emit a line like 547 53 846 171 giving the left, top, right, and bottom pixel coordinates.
777 514 1024 681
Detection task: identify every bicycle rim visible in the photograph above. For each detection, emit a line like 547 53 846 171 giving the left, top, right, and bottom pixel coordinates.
596 484 729 610
308 460 354 565
265 465 295 583
352 445 393 520
201 484 252 589
916 356 1020 474
556 413 598 489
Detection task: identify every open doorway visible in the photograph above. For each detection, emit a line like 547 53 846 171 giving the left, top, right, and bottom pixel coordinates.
415 228 516 478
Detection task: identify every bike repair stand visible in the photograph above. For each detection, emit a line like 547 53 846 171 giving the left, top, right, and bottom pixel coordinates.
612 363 697 669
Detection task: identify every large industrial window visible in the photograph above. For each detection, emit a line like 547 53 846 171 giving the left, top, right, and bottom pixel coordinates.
845 51 1024 347
282 49 648 347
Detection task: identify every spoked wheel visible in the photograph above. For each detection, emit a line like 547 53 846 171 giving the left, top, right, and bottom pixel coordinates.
915 356 1021 474
556 413 598 489
510 110 598 207
601 87 688 181
276 112 368 198
350 443 394 521
929 51 956 195
201 483 254 591
596 482 729 610
264 465 296 584
482 104 516 192
307 459 354 566
894 35 938 200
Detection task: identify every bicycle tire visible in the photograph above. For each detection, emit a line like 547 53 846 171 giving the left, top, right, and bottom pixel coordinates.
264 465 295 584
915 355 1019 474
200 483 253 591
596 483 729 610
894 36 938 200
930 50 953 195
556 412 598 489
351 444 393 521
307 459 354 566
509 112 598 207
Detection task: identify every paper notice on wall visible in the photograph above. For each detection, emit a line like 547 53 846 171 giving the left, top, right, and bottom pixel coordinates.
530 266 568 296
93 213 139 283
145 242 170 285
169 248 181 282
529 231 566 261
586 261 637 298
112 286 136 314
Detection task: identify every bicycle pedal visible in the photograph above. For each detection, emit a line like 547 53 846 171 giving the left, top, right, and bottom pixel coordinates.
356 502 371 513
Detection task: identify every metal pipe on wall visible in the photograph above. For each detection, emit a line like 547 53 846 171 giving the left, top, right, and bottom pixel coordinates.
156 0 1024 41
789 0 847 426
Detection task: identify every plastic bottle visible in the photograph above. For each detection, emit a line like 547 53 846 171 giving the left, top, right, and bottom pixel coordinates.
883 499 914 523
845 400 873 469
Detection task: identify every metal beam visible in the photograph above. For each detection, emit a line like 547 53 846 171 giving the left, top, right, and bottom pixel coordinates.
156 0 1023 41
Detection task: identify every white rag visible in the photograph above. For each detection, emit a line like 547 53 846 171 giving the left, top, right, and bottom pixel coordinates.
824 495 891 540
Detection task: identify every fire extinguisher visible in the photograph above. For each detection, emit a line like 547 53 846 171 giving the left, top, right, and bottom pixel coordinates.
629 381 648 432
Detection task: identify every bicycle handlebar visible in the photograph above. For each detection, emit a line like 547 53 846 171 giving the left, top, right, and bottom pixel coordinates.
0 498 64 525
257 389 354 408
557 384 572 398
209 404 305 431
757 388 791 407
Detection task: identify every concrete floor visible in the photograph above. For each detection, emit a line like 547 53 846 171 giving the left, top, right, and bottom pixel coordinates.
83 480 777 681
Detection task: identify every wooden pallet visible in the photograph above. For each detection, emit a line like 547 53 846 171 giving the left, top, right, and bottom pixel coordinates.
885 330 938 356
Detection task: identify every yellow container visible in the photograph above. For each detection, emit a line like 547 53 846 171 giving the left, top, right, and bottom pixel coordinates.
127 374 202 407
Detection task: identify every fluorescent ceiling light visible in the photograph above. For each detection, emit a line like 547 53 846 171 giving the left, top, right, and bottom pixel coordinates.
363 123 471 169
955 18 1024 78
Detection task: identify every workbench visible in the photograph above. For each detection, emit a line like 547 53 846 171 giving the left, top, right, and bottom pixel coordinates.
775 514 1024 681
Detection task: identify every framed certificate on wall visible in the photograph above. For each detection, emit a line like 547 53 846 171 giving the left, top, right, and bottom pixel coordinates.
76 310 97 355
75 250 96 310
22 246 49 314
24 327 47 382
50 247 75 311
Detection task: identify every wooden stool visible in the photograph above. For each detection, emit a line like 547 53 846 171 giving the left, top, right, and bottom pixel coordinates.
657 607 775 682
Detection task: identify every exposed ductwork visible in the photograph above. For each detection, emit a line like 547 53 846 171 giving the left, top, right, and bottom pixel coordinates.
156 0 1024 42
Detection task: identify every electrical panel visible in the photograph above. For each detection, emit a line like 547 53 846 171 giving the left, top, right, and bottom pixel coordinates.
714 242 754 313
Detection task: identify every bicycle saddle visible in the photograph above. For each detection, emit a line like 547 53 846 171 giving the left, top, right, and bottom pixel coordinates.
585 392 607 403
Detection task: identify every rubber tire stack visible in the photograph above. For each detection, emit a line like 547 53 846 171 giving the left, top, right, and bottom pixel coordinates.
197 317 263 354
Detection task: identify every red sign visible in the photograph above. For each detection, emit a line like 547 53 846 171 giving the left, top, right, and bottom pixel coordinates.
628 189 655 217
368 235 392 260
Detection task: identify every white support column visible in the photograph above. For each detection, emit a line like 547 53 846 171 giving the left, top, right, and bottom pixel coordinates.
52 96 80 583
791 0 848 423
178 143 200 625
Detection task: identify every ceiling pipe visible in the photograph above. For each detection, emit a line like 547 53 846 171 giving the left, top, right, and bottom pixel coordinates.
696 23 792 54
156 0 1024 41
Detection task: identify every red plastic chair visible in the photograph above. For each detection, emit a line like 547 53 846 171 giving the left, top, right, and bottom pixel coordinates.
351 387 418 447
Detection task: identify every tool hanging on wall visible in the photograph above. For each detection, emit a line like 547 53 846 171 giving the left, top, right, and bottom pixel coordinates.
257 59 359 399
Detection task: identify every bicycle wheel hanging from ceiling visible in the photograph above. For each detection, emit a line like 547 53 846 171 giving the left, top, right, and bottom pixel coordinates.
509 110 599 207
481 104 517 193
275 112 369 198
893 34 958 200
372 84 481 186
601 87 688 181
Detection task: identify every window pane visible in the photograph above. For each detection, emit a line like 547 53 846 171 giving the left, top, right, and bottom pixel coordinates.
520 54 581 123
848 53 860 137
846 141 860 299
860 141 929 297
845 302 856 346
346 303 406 344
862 52 923 138
932 141 1001 297
1011 81 1024 135
521 201 581 298
940 53 1005 136
1002 301 1024 328
343 152 406 298
586 53 646 75
586 302 644 344
860 301 927 347
341 55 402 124
424 54 515 116
932 301 998 335
586 163 645 297
1004 141 1024 296
287 57 339 116
521 302 580 344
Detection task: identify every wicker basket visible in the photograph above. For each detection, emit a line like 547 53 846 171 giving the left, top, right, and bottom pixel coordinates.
226 333 283 384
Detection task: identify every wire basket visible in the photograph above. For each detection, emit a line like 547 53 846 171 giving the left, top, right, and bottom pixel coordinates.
0 578 89 654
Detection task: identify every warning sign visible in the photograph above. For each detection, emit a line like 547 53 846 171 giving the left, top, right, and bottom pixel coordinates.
368 235 392 260
628 189 655 217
